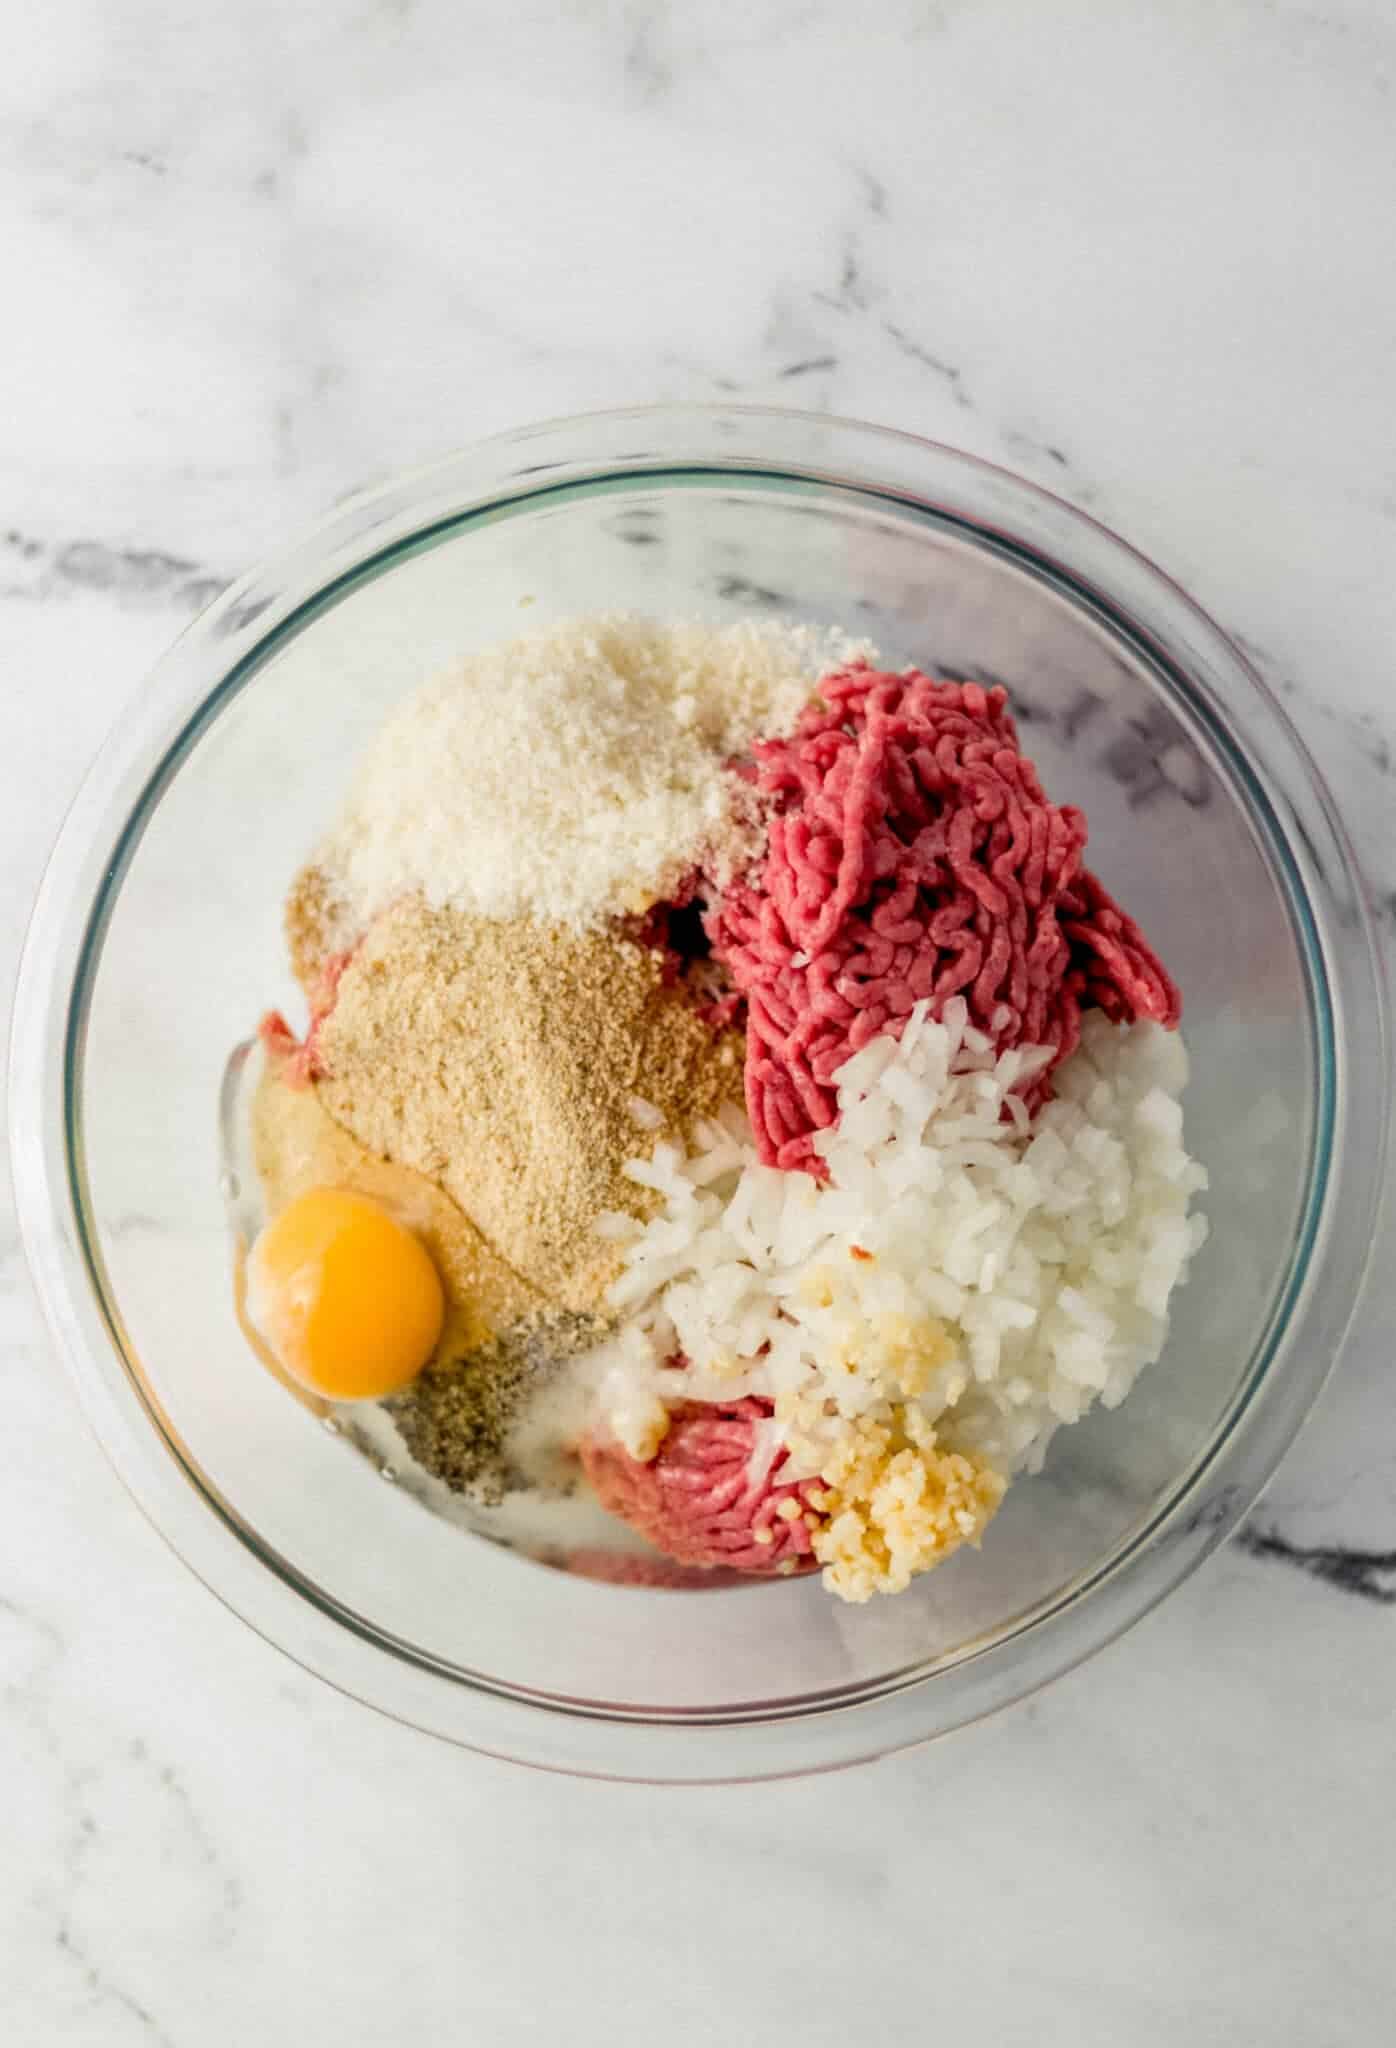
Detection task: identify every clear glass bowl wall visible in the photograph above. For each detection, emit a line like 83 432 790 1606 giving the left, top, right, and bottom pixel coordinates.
15 410 1386 1779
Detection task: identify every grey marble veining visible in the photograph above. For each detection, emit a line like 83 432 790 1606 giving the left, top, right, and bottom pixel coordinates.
3 2 1395 2041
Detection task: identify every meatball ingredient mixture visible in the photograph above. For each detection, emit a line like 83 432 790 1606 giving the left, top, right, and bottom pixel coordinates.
245 616 1205 1602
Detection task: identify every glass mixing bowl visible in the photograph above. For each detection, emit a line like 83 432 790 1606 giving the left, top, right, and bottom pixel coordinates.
11 406 1388 1781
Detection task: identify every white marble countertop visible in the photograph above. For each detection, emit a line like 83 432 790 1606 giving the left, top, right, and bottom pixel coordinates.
4 3 1395 2041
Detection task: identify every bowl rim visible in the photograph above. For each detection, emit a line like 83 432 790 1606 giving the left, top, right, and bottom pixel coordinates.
10 402 1389 1781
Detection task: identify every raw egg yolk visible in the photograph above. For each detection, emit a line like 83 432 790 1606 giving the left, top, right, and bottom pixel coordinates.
248 1188 444 1402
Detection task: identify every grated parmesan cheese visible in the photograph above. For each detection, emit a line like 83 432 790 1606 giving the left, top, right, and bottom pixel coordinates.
316 614 868 932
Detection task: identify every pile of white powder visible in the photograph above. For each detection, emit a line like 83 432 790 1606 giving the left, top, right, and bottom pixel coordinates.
317 614 866 932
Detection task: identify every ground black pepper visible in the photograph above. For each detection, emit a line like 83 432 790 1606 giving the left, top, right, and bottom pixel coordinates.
385 1311 606 1501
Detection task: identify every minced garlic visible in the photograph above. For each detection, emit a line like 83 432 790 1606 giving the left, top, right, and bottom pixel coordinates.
705 1351 747 1384
799 1266 837 1311
773 1315 960 1478
863 1312 955 1398
807 1407 1005 1603
812 1266 959 1409
613 1394 671 1463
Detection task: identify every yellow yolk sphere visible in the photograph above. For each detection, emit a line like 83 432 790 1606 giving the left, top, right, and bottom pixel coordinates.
248 1188 444 1401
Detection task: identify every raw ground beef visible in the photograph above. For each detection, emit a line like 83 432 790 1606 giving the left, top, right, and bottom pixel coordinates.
580 1398 823 1576
707 666 1180 1172
259 949 353 1088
